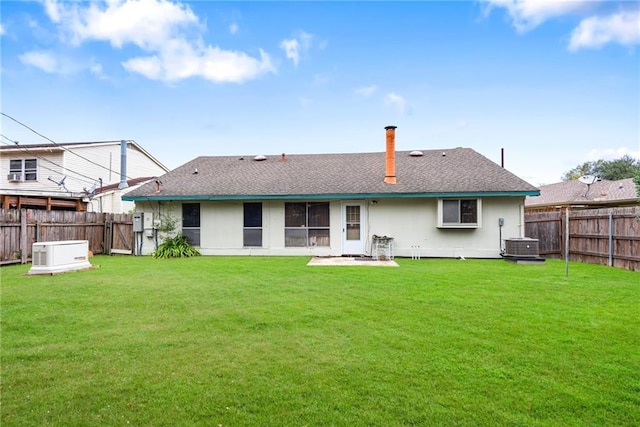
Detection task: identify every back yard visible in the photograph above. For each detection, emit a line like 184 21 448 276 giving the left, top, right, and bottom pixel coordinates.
1 257 638 426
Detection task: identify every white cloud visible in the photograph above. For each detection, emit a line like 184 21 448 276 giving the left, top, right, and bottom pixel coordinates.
569 10 640 50
355 85 378 97
122 55 163 80
385 92 409 115
482 0 640 50
39 0 275 83
280 31 313 67
43 0 62 23
229 22 239 35
19 50 58 73
43 0 198 49
0 23 5 36
587 146 640 161
123 39 274 83
298 31 313 49
482 0 588 32
90 60 108 80
17 49 84 74
280 38 301 66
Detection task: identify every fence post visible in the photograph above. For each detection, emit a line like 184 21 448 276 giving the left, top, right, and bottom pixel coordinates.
608 210 613 267
565 208 569 277
20 209 27 264
559 211 565 259
103 216 111 255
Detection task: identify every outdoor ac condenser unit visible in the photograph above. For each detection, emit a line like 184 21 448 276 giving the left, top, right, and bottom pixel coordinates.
29 240 91 275
504 238 540 257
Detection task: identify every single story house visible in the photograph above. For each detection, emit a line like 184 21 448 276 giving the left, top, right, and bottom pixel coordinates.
525 177 639 213
124 127 539 258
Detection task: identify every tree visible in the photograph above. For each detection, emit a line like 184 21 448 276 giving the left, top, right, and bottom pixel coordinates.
562 160 604 181
596 155 640 181
562 156 640 181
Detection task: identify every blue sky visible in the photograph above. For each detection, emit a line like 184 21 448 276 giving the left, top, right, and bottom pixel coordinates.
1 0 638 187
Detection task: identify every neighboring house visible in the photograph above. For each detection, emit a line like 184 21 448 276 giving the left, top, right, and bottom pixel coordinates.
525 178 639 212
124 127 539 258
1 140 169 212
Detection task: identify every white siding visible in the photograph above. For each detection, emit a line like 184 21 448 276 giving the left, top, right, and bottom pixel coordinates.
1 151 66 194
87 182 148 213
69 142 166 195
366 197 524 258
65 144 121 189
126 147 167 178
134 197 525 258
86 191 136 213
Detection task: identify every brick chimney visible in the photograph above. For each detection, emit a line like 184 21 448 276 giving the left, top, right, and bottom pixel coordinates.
384 125 397 184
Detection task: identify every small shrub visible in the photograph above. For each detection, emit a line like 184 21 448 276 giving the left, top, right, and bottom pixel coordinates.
152 235 201 258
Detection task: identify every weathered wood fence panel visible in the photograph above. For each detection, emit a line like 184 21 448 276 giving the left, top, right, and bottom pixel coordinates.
525 206 640 272
0 209 133 265
0 209 23 263
524 211 563 257
107 214 134 255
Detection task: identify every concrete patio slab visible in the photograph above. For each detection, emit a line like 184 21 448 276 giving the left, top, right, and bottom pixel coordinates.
307 257 398 267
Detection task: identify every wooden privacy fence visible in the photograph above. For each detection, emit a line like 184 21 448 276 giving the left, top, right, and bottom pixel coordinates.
525 206 640 272
0 209 133 265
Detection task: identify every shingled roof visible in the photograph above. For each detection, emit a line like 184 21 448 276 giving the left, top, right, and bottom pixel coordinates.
124 148 539 201
525 177 638 209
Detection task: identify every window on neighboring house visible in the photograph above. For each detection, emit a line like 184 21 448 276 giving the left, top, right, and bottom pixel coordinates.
284 202 330 247
244 202 262 247
182 203 201 246
9 158 38 181
438 199 481 228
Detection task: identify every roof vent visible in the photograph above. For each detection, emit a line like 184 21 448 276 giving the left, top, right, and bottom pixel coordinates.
409 150 423 157
254 155 267 161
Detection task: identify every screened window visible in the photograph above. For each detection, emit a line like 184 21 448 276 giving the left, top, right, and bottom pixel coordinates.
243 203 262 247
345 205 361 240
438 199 481 228
9 158 38 181
285 202 330 247
182 203 200 246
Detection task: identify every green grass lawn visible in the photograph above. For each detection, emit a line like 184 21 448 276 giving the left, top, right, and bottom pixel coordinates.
1 256 638 426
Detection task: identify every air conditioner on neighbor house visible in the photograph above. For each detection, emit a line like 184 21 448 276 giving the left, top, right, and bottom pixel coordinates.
29 240 92 275
504 238 540 257
7 173 23 182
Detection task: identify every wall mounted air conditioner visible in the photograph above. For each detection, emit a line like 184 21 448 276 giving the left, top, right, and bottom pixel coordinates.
29 240 92 275
7 173 23 182
504 238 539 257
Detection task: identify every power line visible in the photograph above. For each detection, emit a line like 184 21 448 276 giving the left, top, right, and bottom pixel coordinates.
1 112 134 180
0 133 18 144
1 134 96 183
1 137 98 185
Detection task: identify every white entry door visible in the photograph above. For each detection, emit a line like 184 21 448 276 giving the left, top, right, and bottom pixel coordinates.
342 202 365 255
